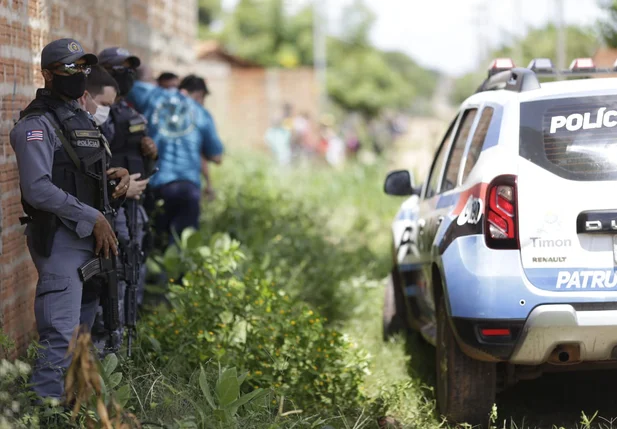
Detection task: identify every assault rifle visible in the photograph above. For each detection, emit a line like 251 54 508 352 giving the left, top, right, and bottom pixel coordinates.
78 147 121 352
122 198 142 358
119 165 159 357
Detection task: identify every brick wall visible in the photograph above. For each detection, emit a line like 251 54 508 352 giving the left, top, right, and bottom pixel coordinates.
0 0 197 356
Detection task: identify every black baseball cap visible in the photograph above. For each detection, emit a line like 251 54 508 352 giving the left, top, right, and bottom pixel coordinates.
98 47 141 69
41 38 98 69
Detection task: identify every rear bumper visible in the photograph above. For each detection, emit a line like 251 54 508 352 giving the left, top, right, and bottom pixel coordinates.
453 305 617 364
442 235 617 364
510 304 617 364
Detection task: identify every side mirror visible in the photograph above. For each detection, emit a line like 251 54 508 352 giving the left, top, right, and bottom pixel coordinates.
384 170 416 196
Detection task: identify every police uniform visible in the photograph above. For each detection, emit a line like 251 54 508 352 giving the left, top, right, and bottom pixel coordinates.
9 39 107 399
105 100 151 294
91 48 152 354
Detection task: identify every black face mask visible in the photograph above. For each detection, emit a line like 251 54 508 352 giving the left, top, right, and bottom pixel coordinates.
112 69 135 96
51 73 87 100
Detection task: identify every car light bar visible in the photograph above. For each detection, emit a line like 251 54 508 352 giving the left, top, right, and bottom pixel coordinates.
478 56 617 95
528 58 555 73
569 57 596 72
487 58 515 77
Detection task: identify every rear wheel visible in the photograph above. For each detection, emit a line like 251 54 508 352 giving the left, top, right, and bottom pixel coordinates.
383 268 407 341
436 296 496 427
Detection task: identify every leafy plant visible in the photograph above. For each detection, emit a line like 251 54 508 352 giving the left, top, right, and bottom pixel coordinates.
64 330 137 428
0 358 36 428
198 365 268 424
196 158 393 322
140 231 370 413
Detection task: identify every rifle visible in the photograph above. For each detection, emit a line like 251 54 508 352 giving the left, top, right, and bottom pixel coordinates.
78 151 121 351
122 198 142 358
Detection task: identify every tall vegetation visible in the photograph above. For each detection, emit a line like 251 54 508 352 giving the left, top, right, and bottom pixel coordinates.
598 0 617 48
199 0 439 119
451 24 599 105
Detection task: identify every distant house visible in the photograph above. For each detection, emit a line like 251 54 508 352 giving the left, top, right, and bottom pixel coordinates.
592 46 617 68
196 40 260 68
195 41 319 148
591 47 617 78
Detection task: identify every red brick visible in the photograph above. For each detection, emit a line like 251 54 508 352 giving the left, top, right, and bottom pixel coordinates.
0 0 198 355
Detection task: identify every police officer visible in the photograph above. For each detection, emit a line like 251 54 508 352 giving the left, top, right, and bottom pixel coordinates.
92 47 157 352
9 38 130 399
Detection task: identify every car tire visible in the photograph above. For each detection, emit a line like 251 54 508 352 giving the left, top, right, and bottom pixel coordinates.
436 295 496 427
383 268 407 341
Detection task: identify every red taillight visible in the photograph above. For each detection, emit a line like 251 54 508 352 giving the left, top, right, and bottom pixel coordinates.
481 328 511 337
485 175 518 249
488 211 507 230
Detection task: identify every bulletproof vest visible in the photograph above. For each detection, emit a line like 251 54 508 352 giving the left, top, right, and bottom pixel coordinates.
19 89 111 218
109 101 149 177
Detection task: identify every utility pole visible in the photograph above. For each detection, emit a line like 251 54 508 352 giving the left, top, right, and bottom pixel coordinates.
512 0 523 65
556 0 567 77
472 1 489 68
313 0 328 115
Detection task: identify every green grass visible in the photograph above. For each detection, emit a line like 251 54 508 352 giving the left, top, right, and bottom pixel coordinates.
196 151 446 428
342 280 441 428
5 148 617 429
100 152 617 428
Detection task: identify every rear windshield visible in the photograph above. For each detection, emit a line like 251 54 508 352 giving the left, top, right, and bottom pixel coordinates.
520 94 617 181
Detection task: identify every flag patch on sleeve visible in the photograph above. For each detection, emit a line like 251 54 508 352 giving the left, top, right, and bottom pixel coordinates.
26 130 44 141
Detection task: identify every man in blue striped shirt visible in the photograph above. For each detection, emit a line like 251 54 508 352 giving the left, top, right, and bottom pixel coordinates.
127 73 223 247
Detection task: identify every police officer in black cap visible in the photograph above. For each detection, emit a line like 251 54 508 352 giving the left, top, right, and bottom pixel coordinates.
10 38 130 399
91 47 158 354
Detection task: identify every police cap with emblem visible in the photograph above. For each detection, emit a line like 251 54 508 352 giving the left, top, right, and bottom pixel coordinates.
97 47 141 69
41 38 98 70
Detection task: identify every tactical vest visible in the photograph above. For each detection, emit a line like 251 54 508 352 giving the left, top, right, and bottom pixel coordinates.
19 90 111 222
109 101 150 178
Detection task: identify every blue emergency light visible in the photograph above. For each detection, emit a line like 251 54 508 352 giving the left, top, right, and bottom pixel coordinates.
528 58 555 73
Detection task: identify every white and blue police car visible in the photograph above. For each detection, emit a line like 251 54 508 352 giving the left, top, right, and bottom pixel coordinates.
383 57 617 426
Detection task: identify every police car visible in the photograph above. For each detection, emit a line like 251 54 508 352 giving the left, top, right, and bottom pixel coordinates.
383 57 617 426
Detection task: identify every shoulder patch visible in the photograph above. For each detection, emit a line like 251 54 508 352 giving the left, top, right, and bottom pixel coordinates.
26 129 44 142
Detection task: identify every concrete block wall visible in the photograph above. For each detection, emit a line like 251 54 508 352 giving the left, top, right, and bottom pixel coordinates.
0 0 197 356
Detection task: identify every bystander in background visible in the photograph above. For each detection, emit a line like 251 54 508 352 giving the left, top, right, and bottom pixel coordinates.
157 72 180 89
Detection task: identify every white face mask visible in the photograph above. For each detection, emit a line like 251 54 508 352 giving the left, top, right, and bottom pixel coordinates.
92 104 111 126
84 92 111 126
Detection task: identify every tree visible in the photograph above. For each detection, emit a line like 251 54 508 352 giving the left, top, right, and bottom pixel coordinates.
216 0 438 118
327 46 417 119
198 0 223 38
219 0 313 68
450 24 599 105
598 0 617 48
326 0 435 119
199 0 222 26
338 0 376 48
492 24 598 67
381 51 439 100
450 71 485 106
